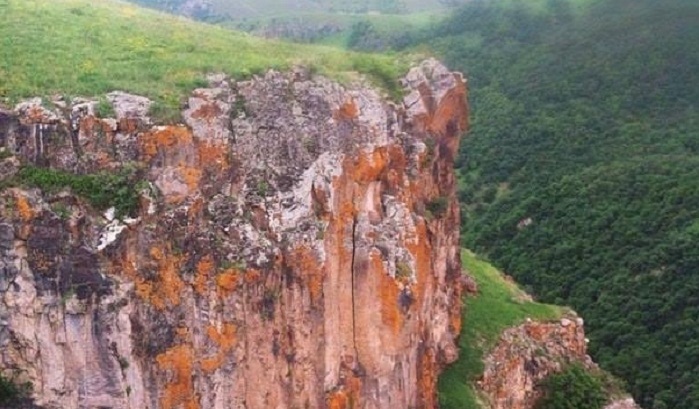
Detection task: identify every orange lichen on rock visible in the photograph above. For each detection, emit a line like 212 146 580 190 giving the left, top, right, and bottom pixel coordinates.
383 145 407 194
326 375 362 409
78 116 97 137
193 255 214 295
372 251 403 334
244 268 262 284
197 141 229 173
151 246 185 307
201 323 237 373
288 245 324 304
334 99 359 121
215 269 238 297
133 246 185 310
156 344 200 409
118 118 140 133
14 193 35 221
326 389 351 409
180 166 203 193
140 126 193 160
417 349 438 408
350 148 388 182
187 197 205 221
206 323 237 351
200 356 222 374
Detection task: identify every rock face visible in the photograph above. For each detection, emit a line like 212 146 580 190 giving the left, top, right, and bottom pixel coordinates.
0 59 468 409
479 317 640 409
480 317 594 409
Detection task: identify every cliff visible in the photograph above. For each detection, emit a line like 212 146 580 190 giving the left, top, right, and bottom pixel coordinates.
0 59 467 409
480 317 593 408
480 317 640 409
439 251 640 409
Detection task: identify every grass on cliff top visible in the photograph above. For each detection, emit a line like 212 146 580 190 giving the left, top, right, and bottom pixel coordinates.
0 0 409 119
438 250 565 409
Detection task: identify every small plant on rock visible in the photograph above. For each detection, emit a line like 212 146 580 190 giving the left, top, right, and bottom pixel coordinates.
425 196 449 219
395 261 412 281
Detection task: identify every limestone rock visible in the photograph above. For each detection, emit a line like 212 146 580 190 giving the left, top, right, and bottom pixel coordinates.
106 91 152 122
479 315 641 409
0 155 19 180
605 398 641 409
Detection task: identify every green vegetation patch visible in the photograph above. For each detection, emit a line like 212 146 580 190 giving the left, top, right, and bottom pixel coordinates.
536 364 606 409
0 374 31 406
438 250 563 409
13 166 142 217
0 0 408 119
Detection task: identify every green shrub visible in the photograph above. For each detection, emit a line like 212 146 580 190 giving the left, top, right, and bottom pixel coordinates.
425 196 449 218
0 149 14 160
0 374 30 406
256 180 269 196
536 364 607 409
95 97 115 118
395 261 412 280
16 166 141 217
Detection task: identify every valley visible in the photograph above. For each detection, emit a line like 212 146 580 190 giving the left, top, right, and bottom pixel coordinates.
1 0 697 408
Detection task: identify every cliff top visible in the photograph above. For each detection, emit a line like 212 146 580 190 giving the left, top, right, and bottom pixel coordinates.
0 0 410 119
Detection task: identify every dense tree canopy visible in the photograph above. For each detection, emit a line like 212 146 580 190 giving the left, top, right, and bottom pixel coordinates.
405 0 699 407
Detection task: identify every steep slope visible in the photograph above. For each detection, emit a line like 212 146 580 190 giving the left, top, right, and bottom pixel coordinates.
410 0 699 407
441 251 638 409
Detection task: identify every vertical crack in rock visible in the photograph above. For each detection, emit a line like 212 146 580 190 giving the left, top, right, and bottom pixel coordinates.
68 123 82 160
350 215 360 361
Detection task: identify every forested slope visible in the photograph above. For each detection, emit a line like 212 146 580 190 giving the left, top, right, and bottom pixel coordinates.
411 0 699 407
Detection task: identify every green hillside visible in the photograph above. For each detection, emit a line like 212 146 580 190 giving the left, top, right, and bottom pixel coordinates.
439 251 564 408
411 0 699 407
130 0 464 20
127 0 457 49
0 0 407 118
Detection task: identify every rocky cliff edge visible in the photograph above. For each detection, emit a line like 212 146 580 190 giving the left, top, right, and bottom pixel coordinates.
0 59 467 409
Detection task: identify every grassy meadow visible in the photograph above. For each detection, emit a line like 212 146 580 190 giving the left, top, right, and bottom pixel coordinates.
0 0 409 118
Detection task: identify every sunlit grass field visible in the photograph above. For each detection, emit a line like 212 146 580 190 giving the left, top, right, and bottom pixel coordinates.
0 0 409 118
